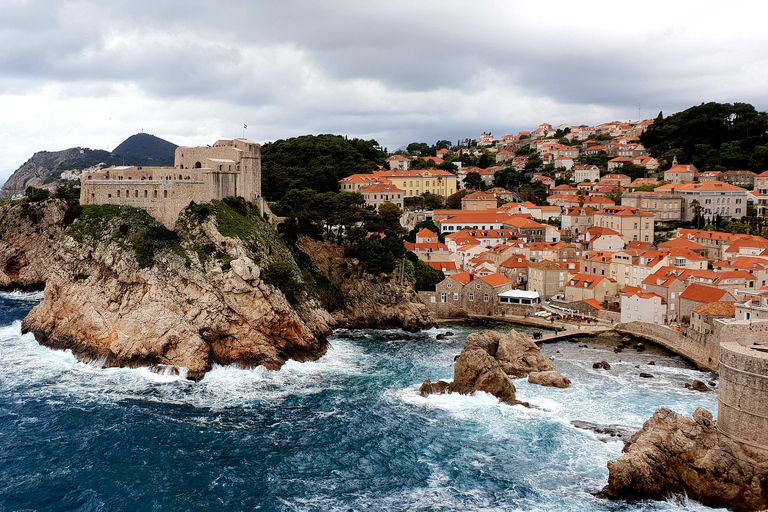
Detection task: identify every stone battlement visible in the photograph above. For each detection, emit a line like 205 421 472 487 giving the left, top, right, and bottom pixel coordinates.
80 139 261 228
718 340 768 452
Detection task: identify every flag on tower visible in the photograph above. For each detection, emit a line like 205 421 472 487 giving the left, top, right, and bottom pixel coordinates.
244 124 247 129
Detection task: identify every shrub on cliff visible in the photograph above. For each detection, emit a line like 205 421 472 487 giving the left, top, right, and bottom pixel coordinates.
67 205 187 269
262 261 304 304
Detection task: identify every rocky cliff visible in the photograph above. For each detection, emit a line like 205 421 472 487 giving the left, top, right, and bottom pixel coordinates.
296 236 437 332
0 198 73 289
20 200 333 379
3 197 434 379
600 407 768 511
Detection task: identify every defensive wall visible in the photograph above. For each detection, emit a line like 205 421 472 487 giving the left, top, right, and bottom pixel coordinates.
80 139 261 228
615 322 719 372
718 341 768 452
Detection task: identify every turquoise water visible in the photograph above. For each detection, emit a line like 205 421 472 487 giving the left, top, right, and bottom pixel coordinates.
0 293 722 511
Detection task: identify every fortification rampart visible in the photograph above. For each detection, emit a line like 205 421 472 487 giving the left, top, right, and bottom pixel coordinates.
718 341 768 452
615 322 719 372
80 139 261 228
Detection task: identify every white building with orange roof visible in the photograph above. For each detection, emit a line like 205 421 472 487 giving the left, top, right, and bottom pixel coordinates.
578 226 625 251
386 154 411 171
549 184 578 196
663 162 697 184
607 157 634 172
358 183 404 210
561 206 597 235
573 165 601 183
594 205 655 243
338 173 386 193
523 202 562 221
621 288 667 324
633 156 659 170
435 211 519 234
565 273 618 303
461 190 497 210
621 191 682 224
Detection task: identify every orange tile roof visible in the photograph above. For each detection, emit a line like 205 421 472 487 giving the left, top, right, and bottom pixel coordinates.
659 238 706 250
501 256 530 268
691 301 736 316
679 283 730 303
425 261 457 272
581 299 605 310
449 272 474 285
479 273 512 287
416 228 438 238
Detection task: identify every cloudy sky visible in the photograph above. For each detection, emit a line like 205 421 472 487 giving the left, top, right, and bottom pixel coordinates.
1 0 767 183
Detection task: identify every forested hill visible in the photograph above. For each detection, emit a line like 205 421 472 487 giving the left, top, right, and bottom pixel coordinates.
2 133 177 195
642 102 768 172
261 134 387 201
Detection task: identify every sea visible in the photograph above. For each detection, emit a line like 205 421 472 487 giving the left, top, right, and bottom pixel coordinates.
0 291 725 511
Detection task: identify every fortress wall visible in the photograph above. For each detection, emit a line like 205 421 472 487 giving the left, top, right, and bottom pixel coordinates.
718 341 768 451
615 321 719 371
81 180 206 228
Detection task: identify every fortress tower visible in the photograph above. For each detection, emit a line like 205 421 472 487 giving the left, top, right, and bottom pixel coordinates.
80 139 262 228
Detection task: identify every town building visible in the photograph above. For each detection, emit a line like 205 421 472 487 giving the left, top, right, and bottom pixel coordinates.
358 183 404 210
621 192 683 225
655 181 749 222
621 288 667 324
593 206 655 243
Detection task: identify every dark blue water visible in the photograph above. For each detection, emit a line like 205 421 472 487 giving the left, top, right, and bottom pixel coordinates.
0 292 721 511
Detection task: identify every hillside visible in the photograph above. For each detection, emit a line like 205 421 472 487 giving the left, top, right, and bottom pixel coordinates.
1 133 177 195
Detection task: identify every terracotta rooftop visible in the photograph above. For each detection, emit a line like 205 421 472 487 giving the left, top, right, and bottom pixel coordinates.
691 301 736 316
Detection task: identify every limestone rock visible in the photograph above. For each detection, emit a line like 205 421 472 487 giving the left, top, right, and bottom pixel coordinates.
449 346 520 405
528 370 571 388
593 361 611 370
599 407 768 511
468 329 555 377
296 236 437 332
0 199 70 289
685 380 710 392
419 379 450 396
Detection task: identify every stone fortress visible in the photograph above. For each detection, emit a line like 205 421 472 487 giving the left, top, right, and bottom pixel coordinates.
80 138 261 228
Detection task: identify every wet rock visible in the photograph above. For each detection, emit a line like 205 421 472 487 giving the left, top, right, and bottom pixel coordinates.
445 331 454 336
420 379 450 396
450 346 520 405
639 373 654 378
614 347 623 353
468 329 555 378
593 361 611 370
528 370 570 388
708 381 716 387
599 407 768 511
571 420 636 442
685 380 710 392
435 333 447 340
634 343 646 352
648 361 655 365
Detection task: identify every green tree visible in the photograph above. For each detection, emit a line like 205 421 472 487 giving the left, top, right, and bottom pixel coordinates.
463 171 483 190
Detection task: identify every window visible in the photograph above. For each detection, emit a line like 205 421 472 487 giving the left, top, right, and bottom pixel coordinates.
483 294 489 302
440 293 447 303
164 190 168 198
469 293 474 301
453 293 459 301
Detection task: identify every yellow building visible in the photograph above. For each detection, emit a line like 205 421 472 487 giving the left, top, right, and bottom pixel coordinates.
372 169 457 198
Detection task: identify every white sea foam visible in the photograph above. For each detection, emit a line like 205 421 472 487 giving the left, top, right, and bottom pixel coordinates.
0 290 45 301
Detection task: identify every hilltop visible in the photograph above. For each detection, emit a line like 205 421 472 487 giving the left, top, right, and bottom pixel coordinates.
1 133 177 196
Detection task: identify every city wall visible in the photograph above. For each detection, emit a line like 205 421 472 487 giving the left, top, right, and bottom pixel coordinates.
718 341 768 452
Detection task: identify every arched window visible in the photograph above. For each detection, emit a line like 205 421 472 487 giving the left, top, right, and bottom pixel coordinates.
194 162 202 169
144 190 148 198
117 190 120 197
164 190 168 198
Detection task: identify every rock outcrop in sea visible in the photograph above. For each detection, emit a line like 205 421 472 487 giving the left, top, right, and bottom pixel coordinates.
3 197 435 379
420 329 570 404
599 407 768 512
